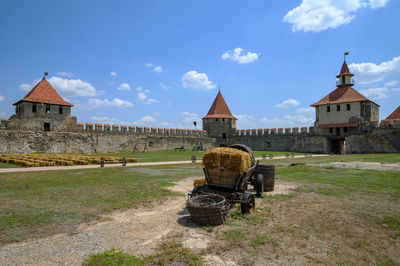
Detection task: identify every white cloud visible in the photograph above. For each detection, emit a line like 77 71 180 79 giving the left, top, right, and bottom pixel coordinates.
181 71 216 90
283 0 389 33
117 83 131 91
19 83 31 92
296 107 314 113
275 98 300 108
139 115 156 123
222 48 259 64
87 98 133 109
145 63 153 67
260 115 313 127
0 95 4 102
182 112 200 123
153 66 163 73
349 56 400 85
91 116 119 124
137 92 147 101
283 115 314 124
110 71 117 76
136 88 158 104
159 82 170 90
49 76 96 97
160 121 174 126
385 80 398 87
234 114 256 128
359 87 388 99
56 71 74 78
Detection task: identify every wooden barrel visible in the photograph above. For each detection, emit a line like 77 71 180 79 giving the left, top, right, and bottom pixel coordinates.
255 164 275 192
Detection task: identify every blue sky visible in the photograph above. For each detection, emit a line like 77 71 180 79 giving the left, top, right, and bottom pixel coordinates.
0 0 399 130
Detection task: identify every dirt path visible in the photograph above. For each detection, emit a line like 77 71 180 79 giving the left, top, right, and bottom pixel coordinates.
0 154 330 173
0 177 298 265
315 161 400 171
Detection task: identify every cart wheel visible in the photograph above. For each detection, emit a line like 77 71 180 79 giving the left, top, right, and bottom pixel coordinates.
241 194 255 214
256 174 264 198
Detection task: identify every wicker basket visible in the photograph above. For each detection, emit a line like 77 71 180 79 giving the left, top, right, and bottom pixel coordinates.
186 194 229 226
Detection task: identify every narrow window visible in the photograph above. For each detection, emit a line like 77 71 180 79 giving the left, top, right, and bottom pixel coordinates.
329 128 333 133
32 103 37 113
215 118 218 122
342 76 345 84
46 105 50 114
222 118 225 122
59 106 63 114
344 127 348 133
337 105 340 111
347 104 351 111
222 133 226 138
327 106 330 113
16 106 19 113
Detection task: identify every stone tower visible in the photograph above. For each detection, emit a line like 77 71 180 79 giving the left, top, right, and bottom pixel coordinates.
6 74 76 131
202 90 237 138
311 59 380 137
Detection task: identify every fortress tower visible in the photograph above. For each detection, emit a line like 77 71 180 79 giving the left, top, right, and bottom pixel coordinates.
311 59 379 136
6 74 77 131
202 90 237 139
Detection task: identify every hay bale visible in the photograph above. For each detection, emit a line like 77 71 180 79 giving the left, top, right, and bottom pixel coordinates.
194 177 207 187
202 147 251 172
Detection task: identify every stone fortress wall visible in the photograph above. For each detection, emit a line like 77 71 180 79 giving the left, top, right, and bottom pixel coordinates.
215 121 400 154
0 119 214 154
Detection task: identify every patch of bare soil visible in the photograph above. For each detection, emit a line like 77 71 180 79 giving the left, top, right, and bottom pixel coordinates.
315 161 400 171
0 176 299 265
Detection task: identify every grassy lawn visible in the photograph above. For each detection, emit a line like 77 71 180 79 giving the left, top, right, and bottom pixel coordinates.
87 150 304 163
0 162 20 168
202 165 400 265
0 164 203 245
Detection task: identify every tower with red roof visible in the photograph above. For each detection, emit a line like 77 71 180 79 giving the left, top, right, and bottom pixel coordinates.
6 74 76 131
311 59 380 139
202 90 237 139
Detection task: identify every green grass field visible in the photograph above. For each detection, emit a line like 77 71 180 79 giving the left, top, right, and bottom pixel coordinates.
0 164 203 245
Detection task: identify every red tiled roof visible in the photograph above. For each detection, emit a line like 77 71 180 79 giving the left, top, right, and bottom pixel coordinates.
317 122 359 128
311 86 377 107
14 78 73 107
203 90 236 119
337 60 353 76
386 106 400 120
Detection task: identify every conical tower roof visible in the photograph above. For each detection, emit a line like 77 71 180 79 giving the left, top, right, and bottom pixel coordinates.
203 90 236 119
14 77 73 106
336 60 354 78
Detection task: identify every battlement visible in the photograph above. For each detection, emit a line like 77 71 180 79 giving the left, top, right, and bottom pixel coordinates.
235 126 316 136
74 122 208 136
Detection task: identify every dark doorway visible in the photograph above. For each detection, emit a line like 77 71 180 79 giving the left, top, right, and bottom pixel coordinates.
336 127 340 136
44 123 50 131
331 139 345 154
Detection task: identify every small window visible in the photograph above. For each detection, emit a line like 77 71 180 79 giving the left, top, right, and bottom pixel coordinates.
32 104 37 113
215 118 218 122
222 133 226 139
148 142 153 148
329 128 333 133
327 106 330 112
44 123 50 131
59 106 63 114
342 76 345 84
46 105 50 114
337 105 340 111
222 118 225 122
344 127 348 133
347 104 351 111
266 142 271 148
